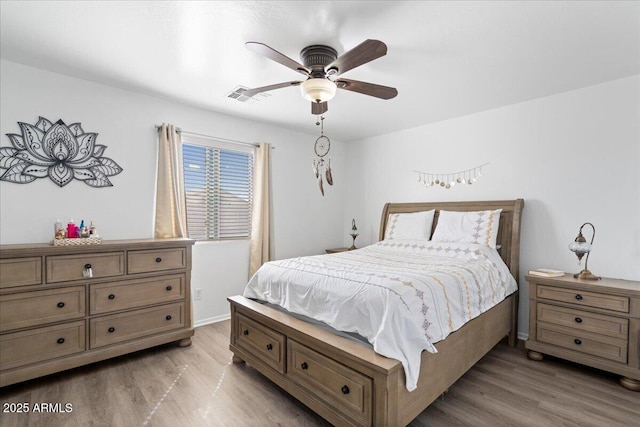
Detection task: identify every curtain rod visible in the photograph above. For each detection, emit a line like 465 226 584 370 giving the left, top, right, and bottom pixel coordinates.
154 125 272 149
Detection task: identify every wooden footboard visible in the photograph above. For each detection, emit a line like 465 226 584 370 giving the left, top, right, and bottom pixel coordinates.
229 293 515 427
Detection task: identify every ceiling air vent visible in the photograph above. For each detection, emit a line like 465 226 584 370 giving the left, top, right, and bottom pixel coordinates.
226 85 270 104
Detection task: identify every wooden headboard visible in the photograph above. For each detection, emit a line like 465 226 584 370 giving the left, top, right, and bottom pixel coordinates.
379 199 525 281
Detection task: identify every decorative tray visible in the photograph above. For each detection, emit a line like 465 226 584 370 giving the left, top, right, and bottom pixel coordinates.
53 237 102 246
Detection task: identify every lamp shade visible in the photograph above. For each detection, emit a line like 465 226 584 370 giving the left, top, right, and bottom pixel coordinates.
568 241 591 255
568 222 600 280
301 78 336 103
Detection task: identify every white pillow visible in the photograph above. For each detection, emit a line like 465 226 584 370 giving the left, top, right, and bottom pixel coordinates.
384 210 435 240
431 209 502 249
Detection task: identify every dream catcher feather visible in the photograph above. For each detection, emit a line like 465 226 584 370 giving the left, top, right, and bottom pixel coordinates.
312 116 333 196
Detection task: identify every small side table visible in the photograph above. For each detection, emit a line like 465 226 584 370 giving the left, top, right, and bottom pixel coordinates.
325 247 351 254
525 273 640 391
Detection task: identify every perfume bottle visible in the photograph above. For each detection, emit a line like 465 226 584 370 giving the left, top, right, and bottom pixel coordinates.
80 220 89 238
67 219 77 239
54 219 65 239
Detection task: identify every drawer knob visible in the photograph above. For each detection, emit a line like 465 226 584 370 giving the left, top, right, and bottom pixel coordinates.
266 343 273 351
108 294 115 300
57 302 65 308
84 263 92 269
574 338 582 345
166 285 173 291
108 327 115 333
166 315 172 321
301 362 308 370
575 317 583 323
575 294 583 301
341 385 350 395
155 257 162 263
243 329 249 336
56 338 65 344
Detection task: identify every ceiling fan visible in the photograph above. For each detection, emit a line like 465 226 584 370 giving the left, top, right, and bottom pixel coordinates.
243 39 398 115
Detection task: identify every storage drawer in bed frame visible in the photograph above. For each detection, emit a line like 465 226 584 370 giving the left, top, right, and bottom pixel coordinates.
229 293 516 427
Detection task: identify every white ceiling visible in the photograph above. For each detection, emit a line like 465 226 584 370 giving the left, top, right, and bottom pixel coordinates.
1 1 638 142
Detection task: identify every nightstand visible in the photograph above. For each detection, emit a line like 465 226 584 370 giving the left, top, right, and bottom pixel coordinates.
325 247 351 254
525 274 640 391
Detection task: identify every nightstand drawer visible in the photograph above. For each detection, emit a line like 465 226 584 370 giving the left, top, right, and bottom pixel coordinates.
537 323 628 363
537 285 629 313
537 303 628 339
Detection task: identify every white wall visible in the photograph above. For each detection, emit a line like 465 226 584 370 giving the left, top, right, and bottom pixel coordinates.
2 60 638 336
344 75 640 338
0 60 347 324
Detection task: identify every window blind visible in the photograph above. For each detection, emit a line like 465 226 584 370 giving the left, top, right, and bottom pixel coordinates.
182 142 253 240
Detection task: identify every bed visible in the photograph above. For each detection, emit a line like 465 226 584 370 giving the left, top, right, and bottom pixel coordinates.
228 199 524 427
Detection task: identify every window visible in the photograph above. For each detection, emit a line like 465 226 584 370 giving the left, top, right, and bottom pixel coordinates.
182 137 253 240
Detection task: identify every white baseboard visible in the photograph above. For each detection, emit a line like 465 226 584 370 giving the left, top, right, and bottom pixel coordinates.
517 331 529 341
194 313 230 328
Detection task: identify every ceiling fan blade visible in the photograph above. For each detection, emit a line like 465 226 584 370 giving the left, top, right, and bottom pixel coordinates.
243 81 303 97
325 39 387 76
311 101 328 115
336 78 398 100
246 42 310 76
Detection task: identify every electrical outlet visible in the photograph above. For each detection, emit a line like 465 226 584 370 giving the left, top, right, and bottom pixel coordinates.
193 288 202 300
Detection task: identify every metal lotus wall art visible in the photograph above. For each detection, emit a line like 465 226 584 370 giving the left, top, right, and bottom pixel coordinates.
0 117 122 187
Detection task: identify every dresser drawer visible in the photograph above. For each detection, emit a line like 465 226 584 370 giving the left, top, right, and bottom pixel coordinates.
89 303 184 349
0 286 85 332
90 274 185 315
0 257 42 288
235 314 285 374
537 303 628 339
287 340 372 427
127 248 186 274
537 323 628 363
537 285 629 313
46 252 125 283
0 320 85 370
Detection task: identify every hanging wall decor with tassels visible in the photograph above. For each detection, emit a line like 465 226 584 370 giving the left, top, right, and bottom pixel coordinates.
312 116 333 196
414 163 489 189
0 116 122 187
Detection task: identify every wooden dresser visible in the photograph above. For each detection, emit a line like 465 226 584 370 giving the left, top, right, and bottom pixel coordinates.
525 274 640 391
0 238 195 387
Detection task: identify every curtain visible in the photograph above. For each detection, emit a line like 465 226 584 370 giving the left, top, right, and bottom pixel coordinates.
249 142 272 277
154 123 187 238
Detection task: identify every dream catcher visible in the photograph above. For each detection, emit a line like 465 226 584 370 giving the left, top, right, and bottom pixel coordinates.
312 116 333 196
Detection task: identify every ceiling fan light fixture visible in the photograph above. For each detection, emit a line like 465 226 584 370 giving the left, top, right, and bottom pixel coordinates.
301 78 336 103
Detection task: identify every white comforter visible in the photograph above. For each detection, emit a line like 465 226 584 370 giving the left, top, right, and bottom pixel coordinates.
243 240 517 391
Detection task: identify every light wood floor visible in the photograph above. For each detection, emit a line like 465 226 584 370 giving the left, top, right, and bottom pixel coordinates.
1 320 638 427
